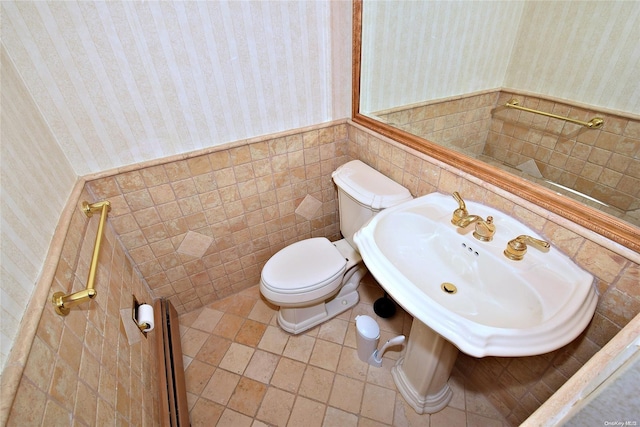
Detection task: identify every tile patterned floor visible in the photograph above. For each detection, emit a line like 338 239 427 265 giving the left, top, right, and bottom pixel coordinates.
178 274 510 426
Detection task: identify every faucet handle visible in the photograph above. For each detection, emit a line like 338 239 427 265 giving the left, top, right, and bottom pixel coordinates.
451 192 468 226
473 216 495 242
504 235 550 261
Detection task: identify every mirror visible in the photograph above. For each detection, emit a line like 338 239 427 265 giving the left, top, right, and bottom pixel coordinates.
352 0 640 253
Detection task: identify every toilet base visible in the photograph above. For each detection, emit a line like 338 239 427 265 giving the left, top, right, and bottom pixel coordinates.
277 264 367 334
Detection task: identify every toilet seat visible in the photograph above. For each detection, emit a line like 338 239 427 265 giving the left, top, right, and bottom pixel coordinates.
261 237 347 305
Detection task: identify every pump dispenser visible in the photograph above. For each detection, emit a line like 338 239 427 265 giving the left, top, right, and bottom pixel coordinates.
355 315 405 367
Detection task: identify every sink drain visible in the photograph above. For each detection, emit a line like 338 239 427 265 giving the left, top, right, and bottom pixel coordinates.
441 282 457 294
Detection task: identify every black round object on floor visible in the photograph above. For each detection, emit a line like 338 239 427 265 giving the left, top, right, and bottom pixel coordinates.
373 294 396 318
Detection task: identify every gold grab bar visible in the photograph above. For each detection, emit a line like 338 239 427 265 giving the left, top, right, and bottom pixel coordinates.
505 99 604 129
53 200 111 315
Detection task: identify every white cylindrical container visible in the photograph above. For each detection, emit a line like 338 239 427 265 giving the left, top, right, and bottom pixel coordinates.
356 315 380 363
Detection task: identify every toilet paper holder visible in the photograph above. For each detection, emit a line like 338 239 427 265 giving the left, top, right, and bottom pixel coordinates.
132 296 150 336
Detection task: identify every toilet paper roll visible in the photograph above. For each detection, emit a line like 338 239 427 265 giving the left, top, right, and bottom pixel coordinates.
137 303 154 332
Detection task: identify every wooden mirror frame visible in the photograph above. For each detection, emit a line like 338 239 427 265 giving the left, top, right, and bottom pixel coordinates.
351 0 639 253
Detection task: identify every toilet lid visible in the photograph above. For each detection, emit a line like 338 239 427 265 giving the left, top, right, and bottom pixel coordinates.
262 237 347 293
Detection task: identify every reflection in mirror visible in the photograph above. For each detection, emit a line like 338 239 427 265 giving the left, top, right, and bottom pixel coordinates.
359 1 640 229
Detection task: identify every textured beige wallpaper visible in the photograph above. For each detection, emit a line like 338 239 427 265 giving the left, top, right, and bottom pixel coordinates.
361 0 640 115
0 0 351 175
0 45 76 370
0 0 350 371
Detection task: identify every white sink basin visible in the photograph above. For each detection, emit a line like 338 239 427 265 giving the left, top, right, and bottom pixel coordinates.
354 192 597 357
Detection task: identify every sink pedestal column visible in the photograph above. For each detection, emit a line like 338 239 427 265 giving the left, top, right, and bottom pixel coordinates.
391 320 459 414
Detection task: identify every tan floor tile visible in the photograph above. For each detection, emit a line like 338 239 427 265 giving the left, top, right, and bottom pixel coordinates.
201 369 241 405
256 387 295 426
191 307 224 332
225 295 258 317
184 360 216 395
180 327 210 357
211 294 256 317
244 350 279 383
466 387 506 420
219 343 254 375
183 281 510 426
247 299 277 324
366 357 396 390
217 408 253 427
287 396 326 427
183 355 193 370
467 412 505 427
190 397 224 427
235 319 267 347
343 322 358 349
178 307 202 328
358 281 385 304
304 324 320 337
257 325 289 354
323 406 358 427
227 377 267 417
358 418 391 426
213 313 245 339
317 318 349 344
187 392 198 410
448 373 466 410
361 383 396 424
430 406 467 427
337 347 369 381
196 335 232 366
271 357 306 393
282 333 315 363
328 375 364 414
309 339 342 371
299 366 334 403
398 402 432 427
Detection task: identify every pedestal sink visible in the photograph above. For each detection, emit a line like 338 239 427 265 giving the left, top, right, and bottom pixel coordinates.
353 192 597 413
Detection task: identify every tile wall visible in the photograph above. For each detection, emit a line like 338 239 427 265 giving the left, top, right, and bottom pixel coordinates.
348 123 640 425
5 188 159 426
488 91 640 223
86 123 350 314
6 119 638 425
372 91 498 159
373 90 640 226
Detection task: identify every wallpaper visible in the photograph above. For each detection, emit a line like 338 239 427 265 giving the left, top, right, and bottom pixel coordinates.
361 0 640 115
0 45 76 369
0 0 350 371
1 0 350 175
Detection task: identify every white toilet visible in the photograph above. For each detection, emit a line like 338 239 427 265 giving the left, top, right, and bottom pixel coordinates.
260 160 412 334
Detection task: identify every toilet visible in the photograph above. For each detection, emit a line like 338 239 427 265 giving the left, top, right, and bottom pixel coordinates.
260 160 412 334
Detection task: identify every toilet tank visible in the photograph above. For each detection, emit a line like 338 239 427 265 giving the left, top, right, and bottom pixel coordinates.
331 160 412 247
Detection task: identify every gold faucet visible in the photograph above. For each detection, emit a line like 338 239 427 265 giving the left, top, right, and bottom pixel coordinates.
451 192 496 242
504 235 550 261
451 192 468 226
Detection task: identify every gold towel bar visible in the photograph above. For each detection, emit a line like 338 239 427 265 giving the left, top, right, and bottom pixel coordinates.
505 99 604 129
53 200 111 315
